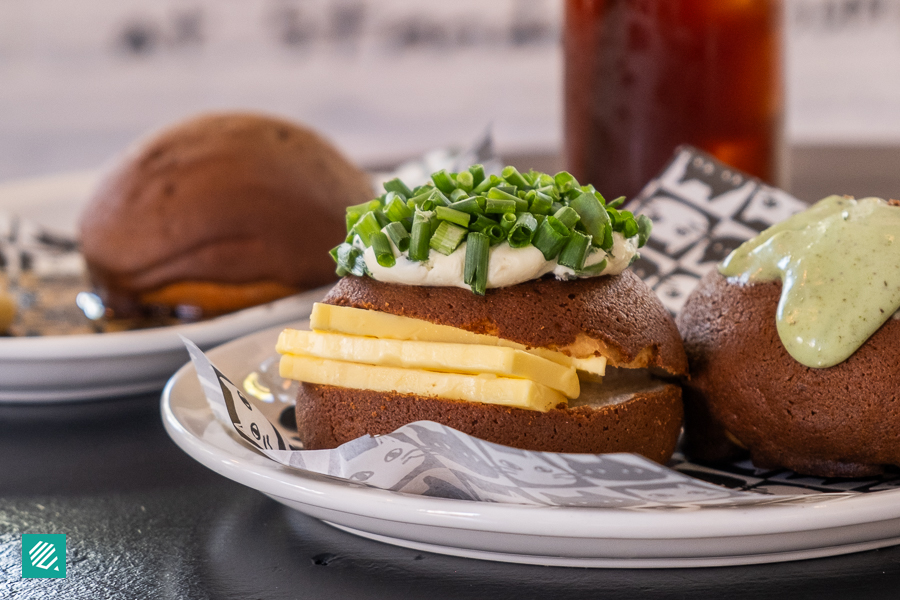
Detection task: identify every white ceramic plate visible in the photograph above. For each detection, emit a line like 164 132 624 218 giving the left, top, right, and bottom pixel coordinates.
0 170 328 402
161 326 900 568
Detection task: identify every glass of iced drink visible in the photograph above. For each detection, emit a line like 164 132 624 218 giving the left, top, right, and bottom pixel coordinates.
564 0 783 200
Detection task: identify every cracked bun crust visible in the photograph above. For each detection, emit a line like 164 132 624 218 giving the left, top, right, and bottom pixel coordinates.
678 269 900 477
79 112 373 316
295 273 688 460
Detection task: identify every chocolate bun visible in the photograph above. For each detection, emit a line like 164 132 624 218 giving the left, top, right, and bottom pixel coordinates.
79 112 374 316
295 273 688 461
678 269 900 477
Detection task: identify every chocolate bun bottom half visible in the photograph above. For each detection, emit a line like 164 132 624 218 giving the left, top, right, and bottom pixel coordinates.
296 271 689 463
79 112 374 317
678 270 900 477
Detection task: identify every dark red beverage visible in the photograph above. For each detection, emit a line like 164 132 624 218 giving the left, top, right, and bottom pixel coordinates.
565 0 782 200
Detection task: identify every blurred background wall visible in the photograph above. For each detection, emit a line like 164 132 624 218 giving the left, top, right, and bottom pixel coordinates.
0 0 899 199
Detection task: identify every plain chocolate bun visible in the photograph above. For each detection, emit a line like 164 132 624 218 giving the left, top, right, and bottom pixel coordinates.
79 112 374 316
296 273 688 461
677 269 900 477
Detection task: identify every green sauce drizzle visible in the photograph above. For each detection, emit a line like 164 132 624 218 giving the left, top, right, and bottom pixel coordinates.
719 196 900 368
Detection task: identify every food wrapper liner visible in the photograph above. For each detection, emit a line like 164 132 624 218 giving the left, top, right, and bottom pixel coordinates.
183 145 882 509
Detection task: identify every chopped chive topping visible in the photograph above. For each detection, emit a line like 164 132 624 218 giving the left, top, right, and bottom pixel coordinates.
371 231 396 267
553 206 581 230
431 169 457 194
558 231 592 270
637 214 653 247
464 232 490 295
408 211 432 261
449 198 484 215
332 167 653 290
468 164 486 187
351 211 382 247
508 212 538 248
533 216 571 260
435 206 471 228
456 170 474 192
499 211 517 235
501 166 530 190
345 200 381 231
430 221 467 255
384 177 414 198
485 198 517 214
385 194 414 222
383 221 410 252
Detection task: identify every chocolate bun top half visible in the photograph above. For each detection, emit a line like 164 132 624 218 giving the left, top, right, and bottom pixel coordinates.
79 112 373 310
322 271 688 377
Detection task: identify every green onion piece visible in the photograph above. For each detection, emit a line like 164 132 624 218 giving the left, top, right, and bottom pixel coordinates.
637 214 652 247
371 231 396 267
494 184 518 197
557 231 592 270
385 194 414 222
569 192 612 248
468 164 486 187
508 212 538 248
529 191 553 215
534 173 555 187
351 211 382 247
576 258 608 277
537 185 559 200
550 201 564 214
485 198 517 214
553 206 581 230
408 212 433 261
456 170 474 192
384 177 414 198
449 198 485 216
607 195 626 208
469 214 497 233
435 206 471 227
450 188 469 202
431 169 457 194
345 199 382 231
373 209 390 228
473 174 502 195
484 224 506 245
554 171 579 192
501 166 531 189
429 221 467 255
464 232 490 296
499 212 517 235
409 190 435 208
486 187 519 202
532 216 571 260
329 245 348 277
332 243 367 277
430 188 451 207
619 211 639 237
383 221 410 252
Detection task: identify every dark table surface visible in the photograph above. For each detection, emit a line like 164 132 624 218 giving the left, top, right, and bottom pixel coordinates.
2 392 900 599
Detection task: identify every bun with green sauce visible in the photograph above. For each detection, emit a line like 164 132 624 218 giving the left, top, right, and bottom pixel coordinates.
277 166 688 462
678 196 900 477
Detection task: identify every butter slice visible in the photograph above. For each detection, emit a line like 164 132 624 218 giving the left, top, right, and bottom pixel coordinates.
309 303 606 376
277 329 580 398
279 354 566 412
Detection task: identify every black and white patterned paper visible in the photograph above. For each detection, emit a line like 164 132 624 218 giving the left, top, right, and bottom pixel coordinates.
629 146 808 315
184 338 862 510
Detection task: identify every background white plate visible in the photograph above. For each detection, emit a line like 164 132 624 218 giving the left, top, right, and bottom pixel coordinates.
162 326 900 568
0 170 329 402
